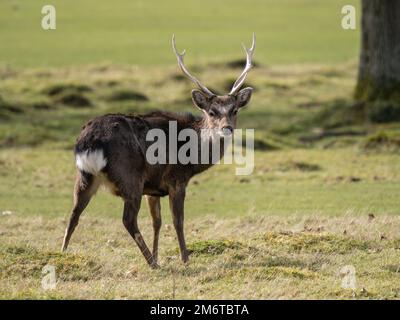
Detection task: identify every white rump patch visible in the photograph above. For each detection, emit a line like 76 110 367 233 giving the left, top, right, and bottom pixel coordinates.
76 150 107 175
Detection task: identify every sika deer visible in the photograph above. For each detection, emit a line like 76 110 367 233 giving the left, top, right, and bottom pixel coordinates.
61 34 256 268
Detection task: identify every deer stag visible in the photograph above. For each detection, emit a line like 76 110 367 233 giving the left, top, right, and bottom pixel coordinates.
61 34 256 268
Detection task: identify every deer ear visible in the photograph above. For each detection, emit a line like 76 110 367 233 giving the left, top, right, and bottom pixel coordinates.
236 87 253 108
191 90 210 110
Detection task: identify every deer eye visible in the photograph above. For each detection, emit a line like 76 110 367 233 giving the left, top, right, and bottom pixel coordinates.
208 110 216 117
233 109 238 115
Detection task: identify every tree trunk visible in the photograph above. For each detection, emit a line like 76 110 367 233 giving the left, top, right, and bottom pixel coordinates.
355 0 400 102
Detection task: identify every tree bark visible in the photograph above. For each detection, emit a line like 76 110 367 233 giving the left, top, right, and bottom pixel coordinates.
355 0 400 102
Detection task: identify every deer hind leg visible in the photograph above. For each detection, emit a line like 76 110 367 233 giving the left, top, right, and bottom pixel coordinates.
146 195 162 263
61 171 100 252
123 193 159 269
169 187 189 264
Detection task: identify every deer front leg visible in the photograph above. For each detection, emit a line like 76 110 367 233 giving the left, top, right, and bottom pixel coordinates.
146 195 162 263
122 197 159 269
169 187 189 264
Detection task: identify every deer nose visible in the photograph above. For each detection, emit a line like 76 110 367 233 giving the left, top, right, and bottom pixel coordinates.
222 126 233 136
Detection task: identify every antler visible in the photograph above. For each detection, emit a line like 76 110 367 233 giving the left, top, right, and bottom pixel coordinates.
172 34 215 97
229 33 256 95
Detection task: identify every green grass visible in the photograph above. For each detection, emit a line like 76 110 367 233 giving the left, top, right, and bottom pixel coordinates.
0 0 360 67
1 59 400 298
1 214 399 299
1 147 400 219
1 11 400 296
1 60 400 218
0 59 361 148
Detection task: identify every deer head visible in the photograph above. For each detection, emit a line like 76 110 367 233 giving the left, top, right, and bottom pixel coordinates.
172 34 255 136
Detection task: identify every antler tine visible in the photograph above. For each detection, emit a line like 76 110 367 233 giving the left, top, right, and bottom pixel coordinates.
172 35 215 97
229 33 256 95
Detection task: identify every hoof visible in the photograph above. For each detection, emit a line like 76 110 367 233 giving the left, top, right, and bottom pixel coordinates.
182 257 190 264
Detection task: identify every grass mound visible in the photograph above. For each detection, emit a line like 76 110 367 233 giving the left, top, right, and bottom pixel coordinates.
31 101 52 110
170 74 186 82
0 245 102 281
362 131 400 152
222 78 256 92
53 92 92 107
107 89 149 102
309 99 366 130
42 83 93 108
226 59 260 69
0 95 23 118
278 160 321 172
186 240 243 256
265 80 291 91
264 232 370 254
253 138 280 151
42 83 92 96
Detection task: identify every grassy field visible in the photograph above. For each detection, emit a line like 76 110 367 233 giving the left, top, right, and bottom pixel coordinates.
1 214 400 299
0 0 359 67
1 0 400 300
1 60 400 299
